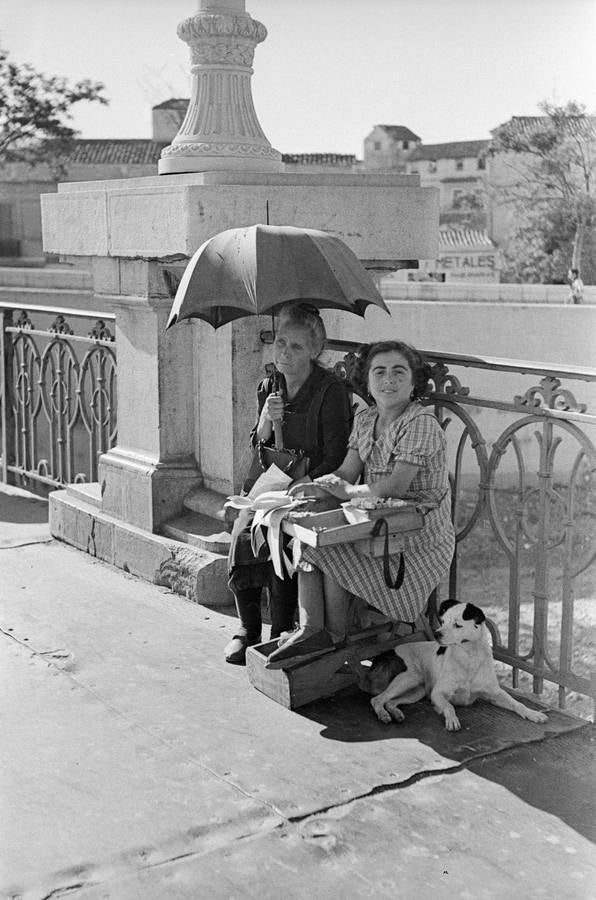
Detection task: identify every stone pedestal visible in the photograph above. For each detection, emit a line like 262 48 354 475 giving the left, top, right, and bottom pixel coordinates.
42 170 438 601
89 261 200 532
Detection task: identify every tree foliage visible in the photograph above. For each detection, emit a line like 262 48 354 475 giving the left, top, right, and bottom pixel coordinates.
0 46 108 177
489 101 596 284
449 190 487 231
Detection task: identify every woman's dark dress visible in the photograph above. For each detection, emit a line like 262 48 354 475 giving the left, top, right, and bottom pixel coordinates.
228 364 352 641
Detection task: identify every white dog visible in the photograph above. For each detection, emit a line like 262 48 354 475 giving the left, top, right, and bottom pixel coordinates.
368 600 549 731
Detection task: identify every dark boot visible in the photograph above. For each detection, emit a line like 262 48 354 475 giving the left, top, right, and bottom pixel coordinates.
268 572 298 640
225 587 263 665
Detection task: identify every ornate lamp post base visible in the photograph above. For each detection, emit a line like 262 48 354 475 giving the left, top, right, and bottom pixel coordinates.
158 1 282 174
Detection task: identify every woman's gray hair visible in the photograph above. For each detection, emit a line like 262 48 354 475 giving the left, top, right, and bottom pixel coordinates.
276 302 326 358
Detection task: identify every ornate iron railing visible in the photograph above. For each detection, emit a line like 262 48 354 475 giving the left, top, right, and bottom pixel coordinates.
326 340 596 714
0 302 117 489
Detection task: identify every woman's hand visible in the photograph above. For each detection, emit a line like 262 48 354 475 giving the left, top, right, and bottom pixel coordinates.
261 391 285 424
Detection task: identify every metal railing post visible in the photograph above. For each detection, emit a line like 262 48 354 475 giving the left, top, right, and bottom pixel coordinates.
0 309 15 484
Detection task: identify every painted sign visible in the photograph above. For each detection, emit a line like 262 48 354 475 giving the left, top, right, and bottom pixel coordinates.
438 253 497 270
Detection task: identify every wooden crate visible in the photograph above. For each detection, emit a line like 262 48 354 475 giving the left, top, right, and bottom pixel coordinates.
245 640 356 709
245 624 419 710
281 505 423 559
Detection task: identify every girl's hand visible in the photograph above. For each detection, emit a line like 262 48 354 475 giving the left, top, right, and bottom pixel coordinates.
288 481 325 499
313 474 351 501
262 391 284 423
313 473 345 486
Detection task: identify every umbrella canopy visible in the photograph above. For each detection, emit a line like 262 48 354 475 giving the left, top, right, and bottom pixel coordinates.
166 224 389 329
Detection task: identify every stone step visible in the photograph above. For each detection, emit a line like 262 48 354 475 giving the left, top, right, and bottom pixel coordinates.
65 482 102 509
183 485 229 522
50 489 234 608
161 511 232 555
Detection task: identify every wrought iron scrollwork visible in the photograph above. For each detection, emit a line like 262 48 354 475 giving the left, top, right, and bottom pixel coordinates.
514 375 587 413
15 310 33 330
5 314 117 488
429 362 470 397
88 319 115 342
49 315 74 335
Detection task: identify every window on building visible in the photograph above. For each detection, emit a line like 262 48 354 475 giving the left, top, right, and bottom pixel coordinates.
402 140 409 150
374 141 381 150
428 161 437 173
477 157 486 170
455 160 464 171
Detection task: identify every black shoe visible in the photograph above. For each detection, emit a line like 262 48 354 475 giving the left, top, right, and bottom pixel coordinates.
224 635 261 666
265 628 341 670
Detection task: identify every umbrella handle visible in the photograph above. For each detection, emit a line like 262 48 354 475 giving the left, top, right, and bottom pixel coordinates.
273 420 284 450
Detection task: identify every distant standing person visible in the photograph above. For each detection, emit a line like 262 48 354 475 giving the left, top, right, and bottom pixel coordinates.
568 268 584 304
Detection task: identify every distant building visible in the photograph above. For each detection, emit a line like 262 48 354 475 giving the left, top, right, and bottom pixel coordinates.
363 128 495 281
363 125 421 172
405 139 488 221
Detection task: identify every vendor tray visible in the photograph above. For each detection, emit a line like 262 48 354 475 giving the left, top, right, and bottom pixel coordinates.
282 504 423 558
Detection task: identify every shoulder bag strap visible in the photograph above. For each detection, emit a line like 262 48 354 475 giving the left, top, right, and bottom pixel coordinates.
371 517 405 590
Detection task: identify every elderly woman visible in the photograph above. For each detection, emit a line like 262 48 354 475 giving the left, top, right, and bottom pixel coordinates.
267 339 455 668
225 302 352 665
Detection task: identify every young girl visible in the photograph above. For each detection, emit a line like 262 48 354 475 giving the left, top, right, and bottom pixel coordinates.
267 340 455 668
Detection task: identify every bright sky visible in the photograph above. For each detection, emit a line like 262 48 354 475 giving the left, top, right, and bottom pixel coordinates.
2 0 595 156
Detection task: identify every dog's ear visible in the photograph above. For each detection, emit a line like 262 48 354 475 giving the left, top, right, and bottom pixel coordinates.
463 603 486 626
438 599 459 617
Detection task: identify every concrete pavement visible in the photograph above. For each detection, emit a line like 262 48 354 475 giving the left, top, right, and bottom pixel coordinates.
1 484 595 899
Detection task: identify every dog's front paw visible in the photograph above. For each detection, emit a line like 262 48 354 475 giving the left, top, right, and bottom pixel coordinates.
371 698 392 724
444 710 461 731
523 708 548 724
385 701 405 723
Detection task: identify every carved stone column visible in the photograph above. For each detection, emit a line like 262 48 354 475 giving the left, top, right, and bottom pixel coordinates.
158 0 282 174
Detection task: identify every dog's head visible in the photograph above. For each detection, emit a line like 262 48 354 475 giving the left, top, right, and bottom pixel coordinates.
433 600 486 647
352 651 407 695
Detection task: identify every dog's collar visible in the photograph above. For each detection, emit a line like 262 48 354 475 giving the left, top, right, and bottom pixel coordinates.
436 646 447 656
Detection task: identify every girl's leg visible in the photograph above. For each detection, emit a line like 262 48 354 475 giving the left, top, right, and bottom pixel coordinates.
265 568 343 668
295 568 326 632
322 574 350 642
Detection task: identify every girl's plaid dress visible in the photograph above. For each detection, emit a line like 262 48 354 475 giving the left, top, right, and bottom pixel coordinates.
298 402 455 623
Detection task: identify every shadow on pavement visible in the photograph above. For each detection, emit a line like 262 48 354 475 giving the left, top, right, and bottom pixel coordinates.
0 487 49 525
0 484 51 547
299 683 595 841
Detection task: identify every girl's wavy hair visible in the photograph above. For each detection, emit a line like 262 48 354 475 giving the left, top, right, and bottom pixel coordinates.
352 340 431 400
276 302 326 358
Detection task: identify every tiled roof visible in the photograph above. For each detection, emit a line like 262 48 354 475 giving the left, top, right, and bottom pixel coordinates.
66 140 168 166
61 141 359 169
374 125 421 142
281 153 357 167
408 140 489 162
152 98 189 110
439 228 495 250
492 115 596 137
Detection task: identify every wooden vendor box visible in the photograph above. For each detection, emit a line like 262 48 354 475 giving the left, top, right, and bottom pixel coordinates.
281 502 424 558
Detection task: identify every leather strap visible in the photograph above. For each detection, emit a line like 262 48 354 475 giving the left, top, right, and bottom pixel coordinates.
371 517 405 590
